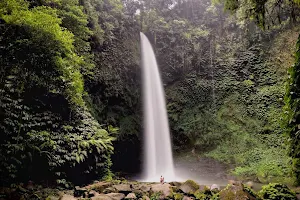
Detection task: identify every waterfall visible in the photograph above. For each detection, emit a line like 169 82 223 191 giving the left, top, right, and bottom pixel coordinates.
140 32 175 182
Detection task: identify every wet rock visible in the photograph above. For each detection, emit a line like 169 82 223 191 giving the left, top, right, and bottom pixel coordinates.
179 180 199 194
60 194 77 200
106 193 125 200
91 194 114 200
151 183 172 198
125 193 136 199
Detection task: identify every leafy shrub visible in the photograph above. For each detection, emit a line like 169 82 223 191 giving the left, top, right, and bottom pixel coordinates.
258 183 297 200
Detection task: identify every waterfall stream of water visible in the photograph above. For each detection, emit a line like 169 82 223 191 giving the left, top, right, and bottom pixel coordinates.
140 32 175 182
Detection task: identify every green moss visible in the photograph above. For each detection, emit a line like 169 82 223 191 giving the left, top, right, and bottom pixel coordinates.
258 183 297 200
174 193 184 200
184 179 200 192
150 192 162 200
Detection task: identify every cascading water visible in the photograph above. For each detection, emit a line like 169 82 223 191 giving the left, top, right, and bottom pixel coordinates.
140 32 175 182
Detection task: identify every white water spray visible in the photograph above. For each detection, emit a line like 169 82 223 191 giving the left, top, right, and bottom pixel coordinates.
140 32 175 182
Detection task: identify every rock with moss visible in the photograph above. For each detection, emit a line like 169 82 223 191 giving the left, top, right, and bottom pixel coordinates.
258 183 297 200
149 192 162 200
151 183 172 199
106 193 126 200
193 186 214 200
169 182 182 187
182 196 193 200
179 180 200 194
86 182 112 193
219 184 257 200
113 184 132 194
103 187 118 194
174 193 184 200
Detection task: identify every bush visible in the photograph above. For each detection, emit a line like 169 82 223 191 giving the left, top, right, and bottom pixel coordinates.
258 183 297 200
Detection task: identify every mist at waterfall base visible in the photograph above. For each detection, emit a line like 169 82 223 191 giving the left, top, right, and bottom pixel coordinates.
135 33 232 185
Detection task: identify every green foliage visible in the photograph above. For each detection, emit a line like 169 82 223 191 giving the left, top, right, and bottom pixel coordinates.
0 0 113 185
258 183 297 199
174 193 184 200
150 192 162 200
285 34 300 185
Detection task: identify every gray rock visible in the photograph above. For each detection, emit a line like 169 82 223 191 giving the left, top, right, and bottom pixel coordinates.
179 180 199 194
103 187 118 194
113 184 132 193
139 185 151 192
45 196 59 200
89 190 100 198
210 184 220 191
219 184 256 200
244 181 253 189
151 183 172 198
91 194 114 200
169 182 182 187
125 193 136 199
60 194 77 200
106 193 126 200
183 196 193 200
142 196 150 200
86 182 112 193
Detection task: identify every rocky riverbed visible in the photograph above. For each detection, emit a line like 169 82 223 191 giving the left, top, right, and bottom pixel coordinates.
1 179 299 200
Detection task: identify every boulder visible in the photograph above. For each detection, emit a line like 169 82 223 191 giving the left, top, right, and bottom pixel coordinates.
182 196 193 200
60 194 77 200
219 184 256 200
89 190 100 198
86 182 112 193
142 195 150 200
106 193 126 200
113 184 132 193
125 193 136 199
179 180 199 194
103 187 118 194
74 186 87 197
244 181 253 189
46 195 59 200
139 185 151 193
210 184 220 191
173 193 184 200
151 183 172 198
169 182 182 187
91 194 113 200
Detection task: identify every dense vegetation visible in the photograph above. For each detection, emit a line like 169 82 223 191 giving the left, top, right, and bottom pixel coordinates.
0 0 300 188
